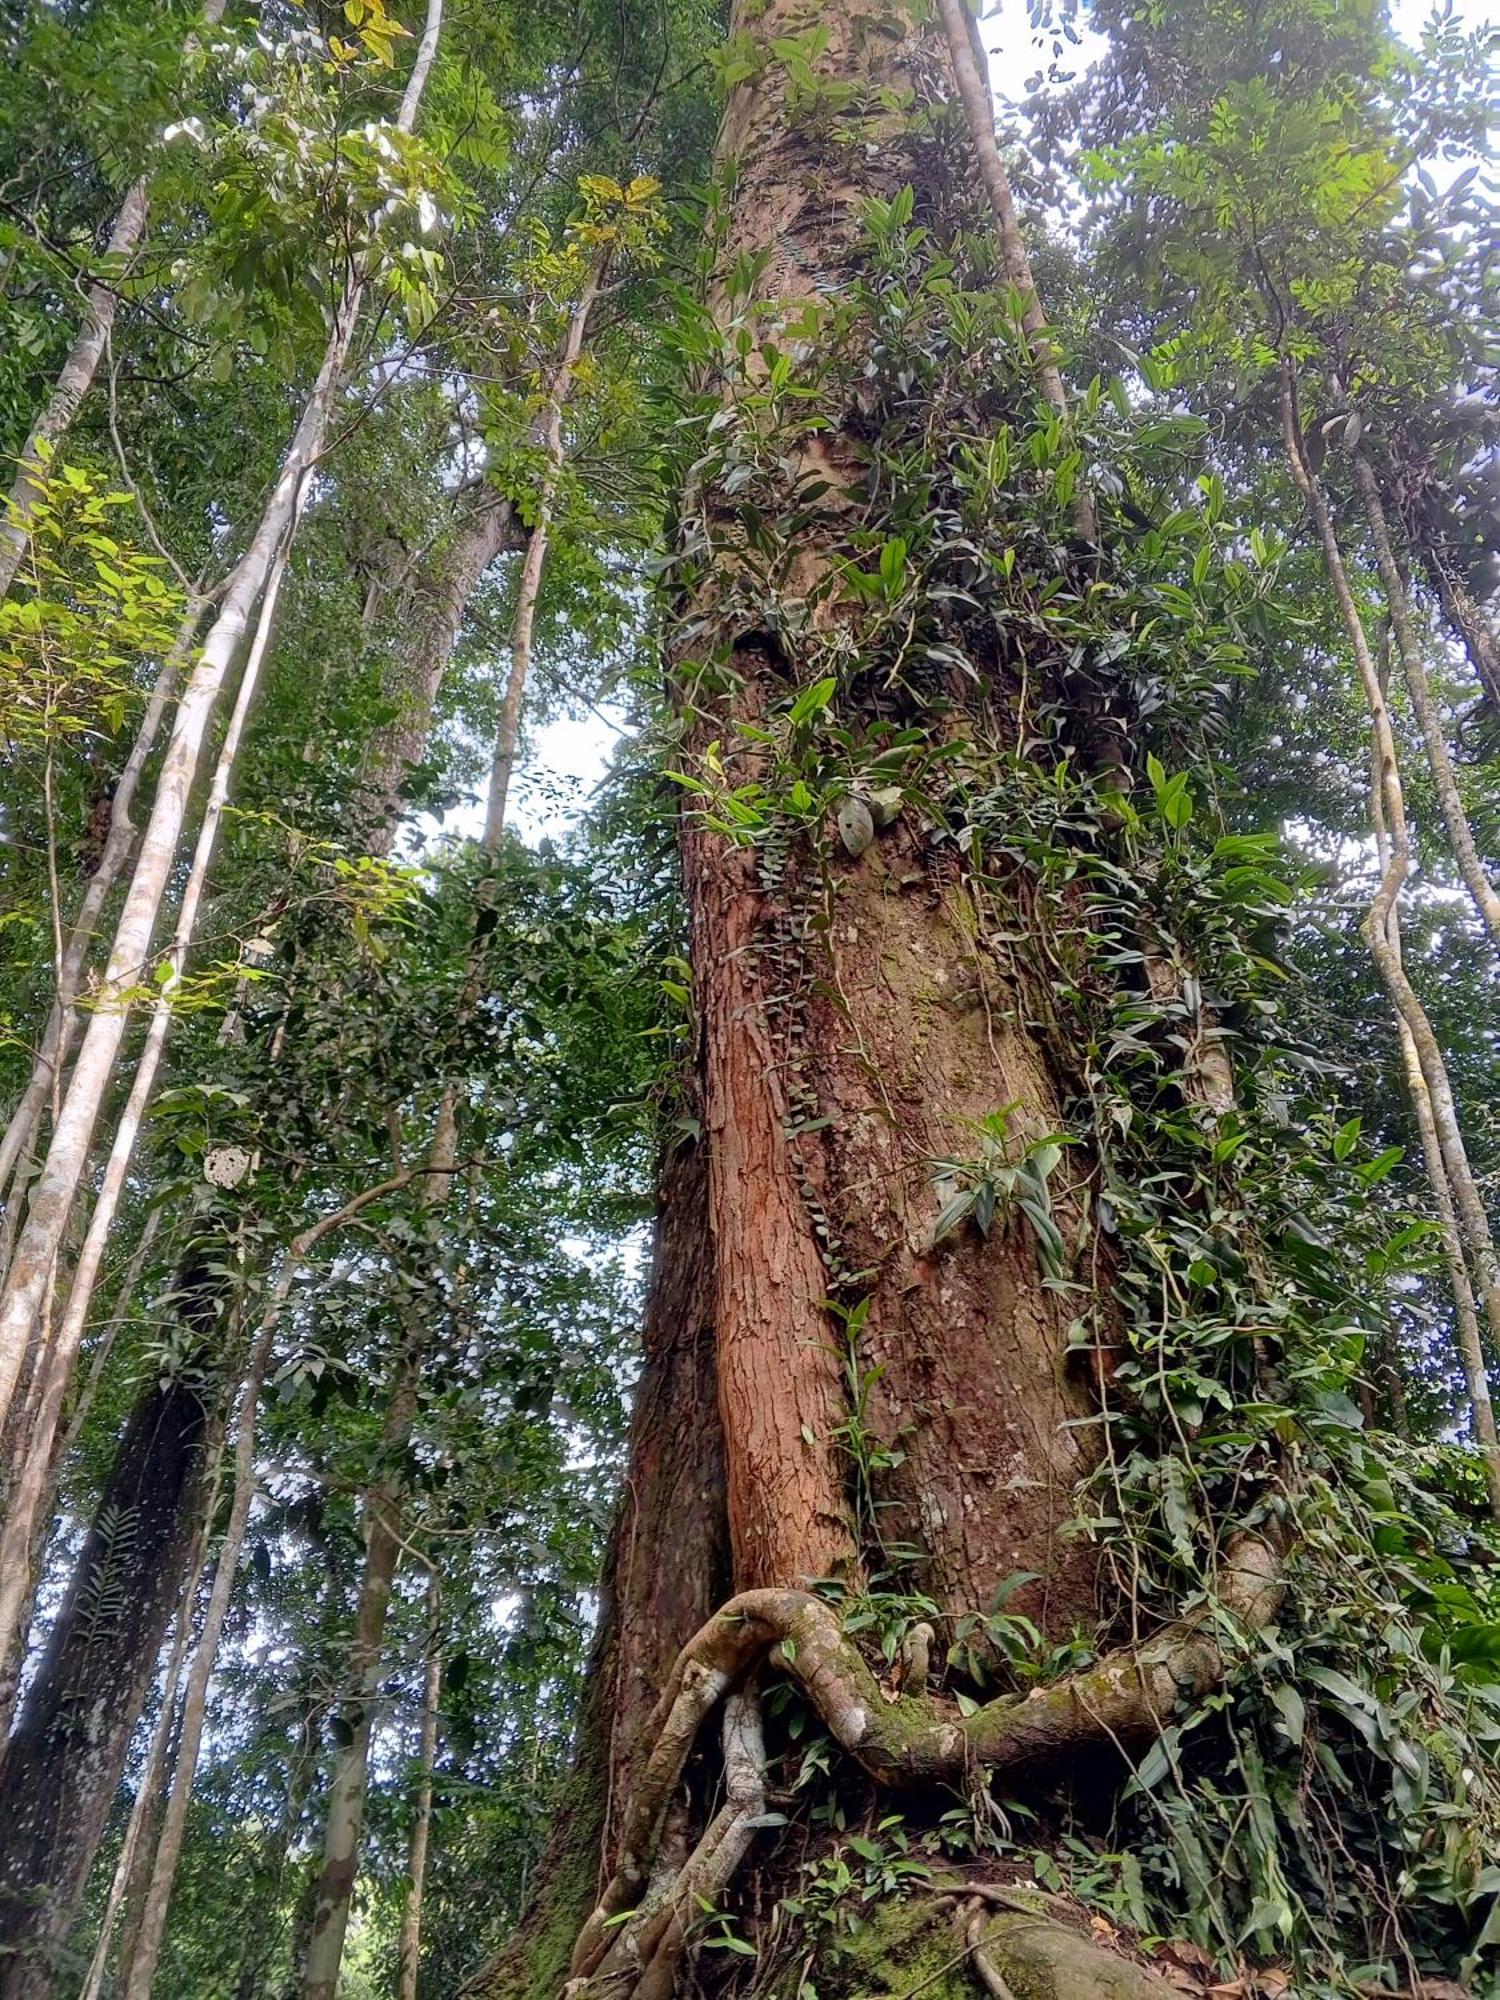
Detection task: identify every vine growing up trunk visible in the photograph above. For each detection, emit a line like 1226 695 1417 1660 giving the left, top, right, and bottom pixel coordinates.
486 7 1500 1996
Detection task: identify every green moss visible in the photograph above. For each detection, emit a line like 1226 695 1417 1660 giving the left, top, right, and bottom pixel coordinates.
798 1894 974 1999
482 1761 603 2000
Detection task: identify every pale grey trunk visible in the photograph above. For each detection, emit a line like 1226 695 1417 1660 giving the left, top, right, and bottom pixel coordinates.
1281 363 1500 1454
0 546 293 1678
1347 445 1500 945
0 0 229 601
119 1170 418 2000
482 256 605 849
363 490 518 854
0 275 362 1442
0 599 204 1248
0 0 449 1432
395 1575 443 2000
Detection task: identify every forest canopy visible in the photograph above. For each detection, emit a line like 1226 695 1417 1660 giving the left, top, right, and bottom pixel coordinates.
0 2 1497 1998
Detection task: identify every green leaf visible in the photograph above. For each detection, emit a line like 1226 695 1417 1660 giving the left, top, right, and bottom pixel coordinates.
789 677 837 726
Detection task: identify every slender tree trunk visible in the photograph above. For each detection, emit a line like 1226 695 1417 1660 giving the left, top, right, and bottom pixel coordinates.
0 544 293 1681
395 1578 443 2000
76 1450 219 2000
0 0 228 603
299 1408 417 2000
1365 680 1500 1519
482 253 607 847
0 1371 215 1996
1281 361 1500 1441
0 597 205 1221
362 490 520 853
119 1173 414 2000
933 0 1096 544
1347 444 1500 944
0 0 445 1458
1416 526 1500 716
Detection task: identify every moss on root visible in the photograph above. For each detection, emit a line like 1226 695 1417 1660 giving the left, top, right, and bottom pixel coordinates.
783 1888 1177 2000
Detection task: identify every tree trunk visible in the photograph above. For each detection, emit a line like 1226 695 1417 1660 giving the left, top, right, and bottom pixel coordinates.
482 253 607 847
361 488 521 854
477 8 1140 1991
395 1578 443 2000
77 1446 217 2000
0 2 228 601
0 0 445 1446
299 1442 413 2000
1280 362 1500 1426
0 542 293 1681
1416 523 1500 716
0 596 204 1221
1346 442 1500 945
0 1372 213 1997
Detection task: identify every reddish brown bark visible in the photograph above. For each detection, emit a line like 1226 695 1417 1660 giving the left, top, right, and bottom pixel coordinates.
669 0 1100 1622
800 824 1099 1628
682 804 856 1592
598 1129 730 1850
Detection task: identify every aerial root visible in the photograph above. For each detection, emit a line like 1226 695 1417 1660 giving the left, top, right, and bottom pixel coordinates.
566 1534 1280 1993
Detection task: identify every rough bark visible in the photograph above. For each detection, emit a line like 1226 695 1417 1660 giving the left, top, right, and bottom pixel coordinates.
674 0 1101 1620
0 1372 212 1997
77 1448 217 2000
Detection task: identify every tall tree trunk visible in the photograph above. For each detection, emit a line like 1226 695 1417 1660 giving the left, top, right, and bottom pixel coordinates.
362 488 520 854
1364 664 1500 1518
395 1577 443 2000
120 1174 414 2000
0 597 205 1221
482 252 607 846
933 0 1096 546
0 541 293 1681
1280 361 1500 1477
0 0 445 1445
76 1449 218 2000
1415 523 1500 716
0 0 228 603
299 1367 420 2000
0 1369 215 1997
1345 442 1500 944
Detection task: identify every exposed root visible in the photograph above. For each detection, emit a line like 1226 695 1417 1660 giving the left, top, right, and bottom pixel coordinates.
568 1687 767 1999
965 1901 1019 2000
568 1535 1281 1986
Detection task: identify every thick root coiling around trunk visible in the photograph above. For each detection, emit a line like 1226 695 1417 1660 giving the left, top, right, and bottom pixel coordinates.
567 1536 1281 1992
